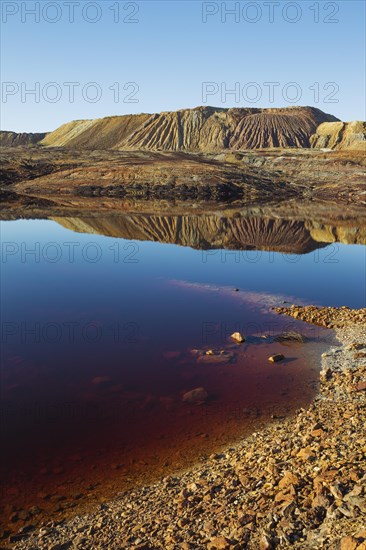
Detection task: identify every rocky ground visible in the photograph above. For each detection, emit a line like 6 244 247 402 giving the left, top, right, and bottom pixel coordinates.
5 310 365 550
0 147 365 208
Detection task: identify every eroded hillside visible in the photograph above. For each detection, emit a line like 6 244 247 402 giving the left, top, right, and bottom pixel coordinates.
39 106 339 151
310 121 366 151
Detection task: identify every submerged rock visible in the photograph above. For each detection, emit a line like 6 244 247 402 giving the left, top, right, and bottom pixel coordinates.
274 331 308 343
182 387 209 405
197 350 236 365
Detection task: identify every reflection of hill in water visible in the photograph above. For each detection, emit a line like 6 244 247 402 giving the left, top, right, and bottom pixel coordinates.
52 214 366 254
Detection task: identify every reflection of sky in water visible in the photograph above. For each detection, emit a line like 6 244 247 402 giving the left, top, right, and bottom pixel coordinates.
2 219 366 313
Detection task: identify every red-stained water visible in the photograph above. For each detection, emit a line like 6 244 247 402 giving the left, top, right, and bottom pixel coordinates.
1 285 329 531
0 219 341 532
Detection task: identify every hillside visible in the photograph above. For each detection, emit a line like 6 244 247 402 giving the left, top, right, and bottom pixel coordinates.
40 106 339 151
0 131 47 147
310 121 366 151
40 114 151 149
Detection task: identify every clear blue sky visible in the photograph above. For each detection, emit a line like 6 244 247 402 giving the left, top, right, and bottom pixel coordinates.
1 0 365 132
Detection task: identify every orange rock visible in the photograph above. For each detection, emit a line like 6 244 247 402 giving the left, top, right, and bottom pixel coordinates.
278 471 300 489
311 428 326 438
354 381 366 392
340 536 358 550
207 536 232 550
296 446 315 460
274 491 294 504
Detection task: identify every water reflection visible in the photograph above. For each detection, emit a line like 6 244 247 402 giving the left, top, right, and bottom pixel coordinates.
52 212 366 252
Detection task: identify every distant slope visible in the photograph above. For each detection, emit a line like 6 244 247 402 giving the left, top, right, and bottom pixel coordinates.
0 131 47 147
41 114 151 149
40 120 95 147
40 106 339 151
310 121 366 151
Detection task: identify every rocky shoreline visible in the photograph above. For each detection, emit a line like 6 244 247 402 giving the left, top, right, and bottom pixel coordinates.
6 309 365 550
274 306 366 329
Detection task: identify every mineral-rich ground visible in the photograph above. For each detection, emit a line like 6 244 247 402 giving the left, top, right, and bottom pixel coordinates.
0 147 365 207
